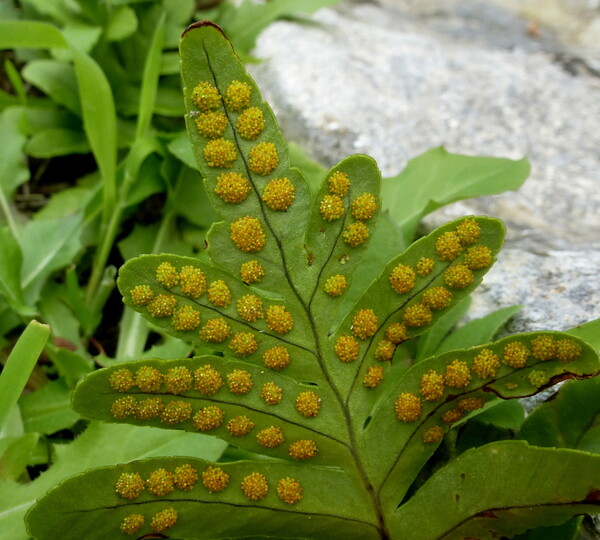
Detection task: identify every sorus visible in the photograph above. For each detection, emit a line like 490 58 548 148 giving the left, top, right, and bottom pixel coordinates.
319 194 345 221
444 360 471 388
236 294 264 322
351 193 377 221
266 305 294 334
422 425 444 444
214 172 251 204
165 366 193 394
394 393 422 422
207 279 232 307
531 335 556 361
403 303 433 328
295 390 321 417
224 80 251 111
150 507 177 533
179 266 207 297
260 382 283 405
240 259 265 283
194 364 223 396
200 318 231 343
203 138 237 168
236 106 265 140
256 426 284 448
171 305 201 331
324 274 347 297
528 369 547 387
111 396 137 419
115 472 145 500
385 323 409 345
455 217 481 245
327 171 350 196
134 397 164 420
289 440 319 460
193 405 224 431
227 415 255 437
277 477 303 505
229 332 258 358
422 286 452 310
352 309 378 340
444 263 473 289
472 349 500 379
230 216 266 253
334 335 360 363
363 365 384 388
195 110 228 139
502 342 529 368
241 472 269 500
202 466 229 492
248 142 278 176
191 81 220 111
160 400 192 425
109 369 135 393
435 231 463 261
416 257 435 277
146 468 175 496
262 346 291 370
342 221 369 247
464 244 493 270
147 294 177 318
374 340 396 362
227 369 254 394
389 264 416 294
174 464 199 491
555 338 582 363
457 397 486 412
262 177 295 211
119 514 144 535
419 369 445 401
441 408 463 425
130 284 154 306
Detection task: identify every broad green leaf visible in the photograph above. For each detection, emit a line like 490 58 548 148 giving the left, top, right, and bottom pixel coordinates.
382 147 530 244
390 441 600 539
0 321 50 432
27 456 378 540
0 433 39 481
19 379 80 435
25 127 90 157
105 5 138 41
435 304 522 354
0 21 68 50
364 331 600 512
518 377 600 454
568 317 600 352
0 107 29 197
0 228 26 312
2 422 226 539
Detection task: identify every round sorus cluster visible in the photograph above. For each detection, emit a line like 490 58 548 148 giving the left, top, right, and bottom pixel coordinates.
395 393 422 422
363 365 384 388
214 172 251 204
227 369 253 394
422 425 444 444
207 279 232 307
237 294 264 322
266 305 294 334
389 264 416 294
442 408 463 425
422 286 453 310
191 81 220 111
416 257 435 277
120 514 144 535
351 193 377 221
472 349 500 379
343 222 369 247
236 106 264 140
224 80 251 111
200 318 231 343
277 477 303 505
115 472 145 500
230 216 266 253
444 264 473 289
241 472 269 500
147 294 177 318
146 468 175 496
455 218 480 245
160 400 192 425
444 359 471 388
193 405 224 431
464 245 493 270
528 369 546 387
289 440 318 460
202 466 229 493
174 464 199 491
248 142 278 176
156 262 179 288
109 368 135 392
502 342 530 368
194 364 223 395
179 266 207 298
165 366 193 394
111 396 137 419
319 194 345 221
260 382 283 405
403 303 433 328
263 346 291 370
295 390 321 417
531 335 556 361
203 138 237 168
385 323 409 345
457 397 486 412
240 259 265 283
262 177 295 211
334 335 359 363
196 110 228 139
256 426 284 448
135 397 164 420
327 171 350 196
352 309 378 340
130 284 154 306
435 231 463 261
374 340 396 362
229 332 258 357
171 305 201 331
324 274 347 297
150 507 177 533
419 369 445 401
555 338 582 363
227 415 255 437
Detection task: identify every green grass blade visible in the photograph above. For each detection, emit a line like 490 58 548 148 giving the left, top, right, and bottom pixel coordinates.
0 321 50 432
0 21 68 49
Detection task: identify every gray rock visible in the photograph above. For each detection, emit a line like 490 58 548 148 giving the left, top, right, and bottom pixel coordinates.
249 3 600 251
